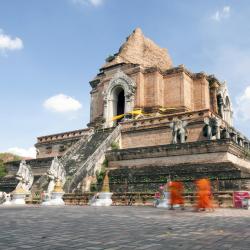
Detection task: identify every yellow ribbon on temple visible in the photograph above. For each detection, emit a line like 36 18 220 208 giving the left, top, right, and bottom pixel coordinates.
111 109 142 121
112 114 125 121
111 107 181 121
130 109 142 115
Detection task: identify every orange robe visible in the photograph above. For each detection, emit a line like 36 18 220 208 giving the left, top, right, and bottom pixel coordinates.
196 178 212 209
168 181 184 206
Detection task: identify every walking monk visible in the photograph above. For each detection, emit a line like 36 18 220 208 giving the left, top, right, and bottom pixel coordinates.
168 181 185 210
195 178 214 212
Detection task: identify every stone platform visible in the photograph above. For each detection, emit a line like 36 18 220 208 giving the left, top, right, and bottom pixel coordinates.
107 139 250 192
0 206 249 249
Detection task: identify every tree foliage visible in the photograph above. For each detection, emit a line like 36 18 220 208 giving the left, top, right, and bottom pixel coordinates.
0 159 6 178
0 153 22 178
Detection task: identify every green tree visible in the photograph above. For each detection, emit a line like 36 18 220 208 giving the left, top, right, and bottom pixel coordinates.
0 159 6 178
0 153 22 178
111 141 119 150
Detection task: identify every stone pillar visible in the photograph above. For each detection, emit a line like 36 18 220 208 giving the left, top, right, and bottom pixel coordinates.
103 91 108 126
210 82 219 114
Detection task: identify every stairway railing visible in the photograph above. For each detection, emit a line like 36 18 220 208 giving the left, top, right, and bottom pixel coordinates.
68 124 121 192
59 128 94 166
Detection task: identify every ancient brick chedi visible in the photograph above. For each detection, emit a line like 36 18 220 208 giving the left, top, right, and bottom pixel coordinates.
89 28 232 129
1 28 250 194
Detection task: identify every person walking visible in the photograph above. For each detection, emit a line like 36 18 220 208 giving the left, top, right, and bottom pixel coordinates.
195 178 214 212
168 181 185 210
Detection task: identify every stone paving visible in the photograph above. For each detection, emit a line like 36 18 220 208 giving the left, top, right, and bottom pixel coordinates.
0 206 249 250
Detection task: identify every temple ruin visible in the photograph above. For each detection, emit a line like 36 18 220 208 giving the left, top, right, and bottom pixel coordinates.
1 28 250 194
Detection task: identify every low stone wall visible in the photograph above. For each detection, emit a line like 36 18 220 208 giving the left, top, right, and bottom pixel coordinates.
62 191 234 208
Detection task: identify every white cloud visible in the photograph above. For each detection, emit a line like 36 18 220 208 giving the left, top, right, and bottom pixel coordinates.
235 86 250 121
0 29 23 53
71 0 104 7
7 147 36 159
211 6 231 21
43 94 82 113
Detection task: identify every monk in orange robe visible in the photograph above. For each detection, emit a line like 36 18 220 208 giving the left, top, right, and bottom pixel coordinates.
168 181 185 210
195 178 214 212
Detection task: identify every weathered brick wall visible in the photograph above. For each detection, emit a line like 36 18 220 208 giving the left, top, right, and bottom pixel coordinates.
121 117 206 149
36 139 78 159
106 139 250 193
36 129 91 158
193 77 210 110
89 63 218 129
163 73 183 108
108 164 247 193
121 127 171 148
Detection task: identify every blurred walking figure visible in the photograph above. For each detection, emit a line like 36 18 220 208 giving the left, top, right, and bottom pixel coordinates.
195 178 214 212
168 181 184 210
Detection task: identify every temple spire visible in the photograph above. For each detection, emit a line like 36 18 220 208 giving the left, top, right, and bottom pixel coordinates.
101 172 110 192
102 28 173 71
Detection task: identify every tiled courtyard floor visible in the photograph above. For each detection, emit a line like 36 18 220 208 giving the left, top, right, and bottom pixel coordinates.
0 206 249 250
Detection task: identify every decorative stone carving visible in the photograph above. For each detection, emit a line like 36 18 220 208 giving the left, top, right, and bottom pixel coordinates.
15 160 34 193
0 192 12 206
46 156 66 194
90 172 113 206
103 69 136 127
170 119 188 144
3 193 11 205
221 128 230 139
217 82 233 126
244 141 249 149
237 133 244 147
203 117 221 140
214 118 221 139
230 130 238 143
4 160 34 205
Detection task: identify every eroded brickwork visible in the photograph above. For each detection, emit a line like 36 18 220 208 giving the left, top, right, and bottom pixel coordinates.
35 128 91 158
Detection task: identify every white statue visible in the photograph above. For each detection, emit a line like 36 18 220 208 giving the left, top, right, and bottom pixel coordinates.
46 157 66 194
217 82 233 126
170 119 188 143
15 160 34 192
204 117 221 140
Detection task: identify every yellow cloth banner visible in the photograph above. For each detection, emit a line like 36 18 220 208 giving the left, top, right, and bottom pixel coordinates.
112 108 179 121
111 109 142 121
130 109 142 115
112 114 125 121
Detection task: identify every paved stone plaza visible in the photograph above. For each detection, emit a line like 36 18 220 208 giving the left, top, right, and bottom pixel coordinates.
0 206 249 250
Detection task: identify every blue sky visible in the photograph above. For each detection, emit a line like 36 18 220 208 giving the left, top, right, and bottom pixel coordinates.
1 0 250 157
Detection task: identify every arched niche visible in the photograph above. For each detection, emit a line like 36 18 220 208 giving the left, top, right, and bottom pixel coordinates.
217 82 233 126
224 96 233 126
103 70 136 127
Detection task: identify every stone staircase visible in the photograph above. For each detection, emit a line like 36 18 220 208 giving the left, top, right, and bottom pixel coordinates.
59 129 94 168
62 125 121 193
31 175 49 193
